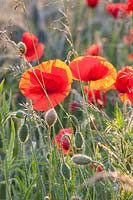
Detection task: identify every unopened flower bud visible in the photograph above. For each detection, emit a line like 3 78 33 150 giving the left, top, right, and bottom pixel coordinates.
16 110 25 119
61 162 71 180
18 123 29 143
71 154 92 165
75 131 84 150
45 109 57 127
17 42 27 54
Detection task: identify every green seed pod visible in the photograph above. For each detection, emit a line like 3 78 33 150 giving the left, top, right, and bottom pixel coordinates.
71 154 92 165
45 109 57 127
70 196 82 200
17 42 27 54
61 162 71 180
75 131 84 149
16 110 25 119
18 123 29 143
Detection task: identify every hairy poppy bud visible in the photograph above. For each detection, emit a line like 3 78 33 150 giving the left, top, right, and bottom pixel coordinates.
75 131 84 149
18 123 29 143
16 110 25 119
61 162 71 180
45 109 57 127
17 42 27 54
71 154 92 165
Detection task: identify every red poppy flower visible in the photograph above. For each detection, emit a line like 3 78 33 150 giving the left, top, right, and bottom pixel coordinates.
128 53 133 60
19 59 73 111
106 3 129 18
69 56 117 91
21 32 44 62
84 86 106 107
54 128 73 154
123 27 133 44
85 44 101 56
69 56 108 82
86 0 99 8
127 0 133 11
115 66 133 104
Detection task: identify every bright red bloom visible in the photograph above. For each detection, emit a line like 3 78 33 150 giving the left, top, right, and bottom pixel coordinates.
21 32 44 62
54 128 73 154
84 86 106 107
115 66 133 104
69 56 108 82
106 3 129 18
69 56 117 91
19 59 73 111
128 53 133 60
85 44 101 56
86 0 99 8
123 27 133 44
127 0 133 11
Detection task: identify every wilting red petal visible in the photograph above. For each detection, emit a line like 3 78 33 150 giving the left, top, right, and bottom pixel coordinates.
86 0 99 8
85 44 101 56
54 128 73 154
84 86 106 107
69 56 109 82
21 32 44 61
106 3 129 18
19 59 73 111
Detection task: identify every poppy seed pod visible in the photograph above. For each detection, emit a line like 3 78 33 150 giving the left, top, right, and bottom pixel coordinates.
45 109 57 127
18 123 29 143
17 42 27 54
61 162 71 180
71 154 92 165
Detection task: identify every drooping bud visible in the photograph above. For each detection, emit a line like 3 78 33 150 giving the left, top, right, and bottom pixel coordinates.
17 42 27 54
18 123 29 143
45 109 57 128
16 110 25 119
75 131 84 150
61 162 71 180
71 154 92 165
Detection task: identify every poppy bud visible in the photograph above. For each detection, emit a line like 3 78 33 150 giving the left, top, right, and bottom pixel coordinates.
75 131 84 149
61 162 71 180
16 110 25 119
96 165 103 173
71 154 92 165
45 109 57 127
17 42 27 54
18 123 29 143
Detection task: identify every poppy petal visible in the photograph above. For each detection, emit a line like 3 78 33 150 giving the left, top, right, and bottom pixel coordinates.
69 56 109 82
